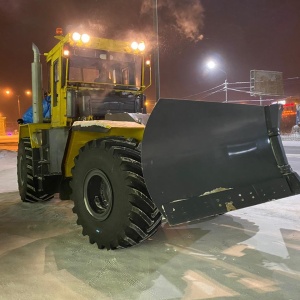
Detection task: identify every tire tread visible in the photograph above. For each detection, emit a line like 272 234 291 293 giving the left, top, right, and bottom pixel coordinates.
71 137 161 250
17 138 54 202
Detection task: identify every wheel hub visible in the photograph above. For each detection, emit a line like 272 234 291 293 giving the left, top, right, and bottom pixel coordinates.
94 195 108 210
83 169 113 221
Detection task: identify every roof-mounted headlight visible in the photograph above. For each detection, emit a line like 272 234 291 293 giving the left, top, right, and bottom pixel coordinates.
71 32 91 44
131 41 139 50
72 32 81 42
131 41 146 52
81 33 90 43
138 42 145 51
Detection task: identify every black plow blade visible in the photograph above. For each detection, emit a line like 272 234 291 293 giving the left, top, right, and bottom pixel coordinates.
141 99 300 225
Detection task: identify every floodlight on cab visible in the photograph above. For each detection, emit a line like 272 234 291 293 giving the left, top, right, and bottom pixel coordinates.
63 49 70 57
131 42 138 50
81 34 90 43
138 42 146 52
72 32 81 42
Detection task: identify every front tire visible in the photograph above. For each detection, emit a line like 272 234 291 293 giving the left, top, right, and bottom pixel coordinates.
17 138 54 202
71 137 162 250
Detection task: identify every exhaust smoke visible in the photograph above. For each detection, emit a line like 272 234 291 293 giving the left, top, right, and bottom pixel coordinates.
141 0 205 42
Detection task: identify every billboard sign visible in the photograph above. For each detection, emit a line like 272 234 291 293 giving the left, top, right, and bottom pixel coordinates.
250 70 284 96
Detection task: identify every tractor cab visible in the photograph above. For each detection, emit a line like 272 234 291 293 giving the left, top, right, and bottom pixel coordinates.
45 31 150 127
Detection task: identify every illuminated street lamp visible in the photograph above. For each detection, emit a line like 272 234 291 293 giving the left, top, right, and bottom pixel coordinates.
207 60 216 70
4 89 31 118
206 60 228 103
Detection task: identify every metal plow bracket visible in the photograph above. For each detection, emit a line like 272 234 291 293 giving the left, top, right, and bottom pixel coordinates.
141 99 300 225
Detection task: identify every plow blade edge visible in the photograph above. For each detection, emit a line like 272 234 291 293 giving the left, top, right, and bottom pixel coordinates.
141 99 300 225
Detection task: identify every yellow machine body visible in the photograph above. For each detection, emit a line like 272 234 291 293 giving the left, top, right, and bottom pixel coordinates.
19 31 149 181
17 31 300 250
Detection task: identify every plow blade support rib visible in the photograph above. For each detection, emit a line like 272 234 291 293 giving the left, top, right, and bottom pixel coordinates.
141 99 300 225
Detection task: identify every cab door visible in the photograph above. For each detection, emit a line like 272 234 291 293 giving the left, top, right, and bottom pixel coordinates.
49 51 67 127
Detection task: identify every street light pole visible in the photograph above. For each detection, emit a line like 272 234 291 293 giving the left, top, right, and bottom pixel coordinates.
152 0 160 102
206 60 228 102
218 68 228 103
17 95 21 118
4 90 31 119
224 79 228 103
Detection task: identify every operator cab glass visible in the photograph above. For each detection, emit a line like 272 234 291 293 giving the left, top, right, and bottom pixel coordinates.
67 48 142 91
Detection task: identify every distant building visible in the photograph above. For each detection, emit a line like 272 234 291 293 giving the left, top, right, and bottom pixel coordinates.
0 117 6 135
279 97 300 134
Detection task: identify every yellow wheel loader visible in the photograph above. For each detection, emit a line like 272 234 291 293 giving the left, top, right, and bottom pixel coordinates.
17 30 300 250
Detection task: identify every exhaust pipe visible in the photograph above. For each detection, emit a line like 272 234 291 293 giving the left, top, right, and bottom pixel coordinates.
31 43 43 123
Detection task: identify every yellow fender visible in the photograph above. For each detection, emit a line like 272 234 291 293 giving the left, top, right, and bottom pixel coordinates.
63 120 145 177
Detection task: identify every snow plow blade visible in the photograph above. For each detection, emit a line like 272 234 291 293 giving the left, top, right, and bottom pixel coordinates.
141 99 300 225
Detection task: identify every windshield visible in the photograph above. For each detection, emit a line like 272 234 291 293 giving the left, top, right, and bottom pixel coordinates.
68 48 142 89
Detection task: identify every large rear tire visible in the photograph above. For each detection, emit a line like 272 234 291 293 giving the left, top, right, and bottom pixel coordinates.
17 138 54 202
71 137 162 250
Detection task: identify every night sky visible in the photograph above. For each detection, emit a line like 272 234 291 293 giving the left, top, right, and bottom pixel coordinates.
1 0 300 122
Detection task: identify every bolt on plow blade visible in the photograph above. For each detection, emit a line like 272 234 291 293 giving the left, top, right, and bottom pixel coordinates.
141 99 300 225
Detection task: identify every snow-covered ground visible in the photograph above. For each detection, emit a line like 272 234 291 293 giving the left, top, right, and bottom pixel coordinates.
0 144 300 299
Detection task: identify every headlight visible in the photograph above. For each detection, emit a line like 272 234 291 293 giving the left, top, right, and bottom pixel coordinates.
72 32 81 42
131 41 146 52
81 33 90 43
131 41 139 50
138 42 145 51
72 32 90 43
63 49 70 57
